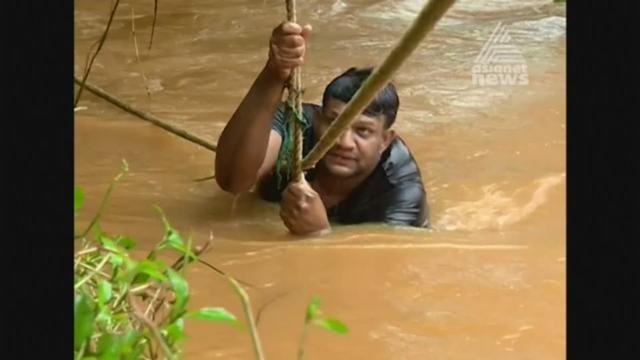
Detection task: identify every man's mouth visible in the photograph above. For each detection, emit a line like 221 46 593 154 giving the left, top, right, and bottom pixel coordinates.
326 151 356 162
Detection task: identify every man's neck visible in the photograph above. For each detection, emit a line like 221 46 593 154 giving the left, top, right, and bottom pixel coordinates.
311 166 373 209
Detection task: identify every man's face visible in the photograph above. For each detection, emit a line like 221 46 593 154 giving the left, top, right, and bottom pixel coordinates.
313 98 395 178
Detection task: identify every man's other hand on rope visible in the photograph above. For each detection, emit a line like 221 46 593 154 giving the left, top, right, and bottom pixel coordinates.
280 178 331 236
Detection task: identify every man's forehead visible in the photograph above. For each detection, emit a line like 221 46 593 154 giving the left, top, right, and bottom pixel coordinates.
323 99 383 124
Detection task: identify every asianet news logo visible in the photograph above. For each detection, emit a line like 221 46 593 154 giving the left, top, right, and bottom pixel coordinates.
471 22 529 86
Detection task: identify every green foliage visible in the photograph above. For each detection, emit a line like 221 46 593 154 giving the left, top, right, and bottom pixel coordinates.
312 318 349 334
74 164 238 360
75 162 348 359
304 296 349 335
75 187 85 213
298 295 349 360
187 308 240 328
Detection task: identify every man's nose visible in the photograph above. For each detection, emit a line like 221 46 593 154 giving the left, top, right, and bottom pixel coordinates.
336 129 356 149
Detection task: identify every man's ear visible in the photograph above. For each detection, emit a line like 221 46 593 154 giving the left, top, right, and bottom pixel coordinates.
380 129 396 153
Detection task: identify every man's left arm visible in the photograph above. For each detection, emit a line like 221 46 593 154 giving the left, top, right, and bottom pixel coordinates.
382 182 429 227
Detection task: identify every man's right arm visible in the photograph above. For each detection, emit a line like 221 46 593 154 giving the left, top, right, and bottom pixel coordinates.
215 22 312 194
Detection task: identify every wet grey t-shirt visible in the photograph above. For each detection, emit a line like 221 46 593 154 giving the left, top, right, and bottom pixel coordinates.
258 102 429 227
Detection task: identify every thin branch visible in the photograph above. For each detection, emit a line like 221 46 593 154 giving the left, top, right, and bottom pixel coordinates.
73 76 218 153
296 322 311 360
75 0 122 107
197 259 254 288
80 166 127 239
225 275 266 360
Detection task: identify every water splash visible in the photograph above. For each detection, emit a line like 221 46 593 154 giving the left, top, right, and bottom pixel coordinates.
436 173 565 231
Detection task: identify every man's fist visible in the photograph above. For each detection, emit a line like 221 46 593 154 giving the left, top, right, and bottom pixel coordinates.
266 22 312 81
279 179 331 236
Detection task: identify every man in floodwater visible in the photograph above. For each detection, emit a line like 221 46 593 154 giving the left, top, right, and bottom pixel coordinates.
215 22 428 235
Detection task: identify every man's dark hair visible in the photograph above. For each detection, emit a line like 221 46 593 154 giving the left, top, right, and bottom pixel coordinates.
321 67 399 128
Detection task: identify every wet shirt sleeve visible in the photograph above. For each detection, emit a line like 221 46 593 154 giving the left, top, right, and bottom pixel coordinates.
270 102 288 138
380 181 429 227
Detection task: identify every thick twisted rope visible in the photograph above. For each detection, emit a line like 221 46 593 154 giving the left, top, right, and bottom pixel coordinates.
285 0 304 182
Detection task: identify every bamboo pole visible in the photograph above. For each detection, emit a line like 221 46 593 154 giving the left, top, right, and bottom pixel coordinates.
301 0 456 170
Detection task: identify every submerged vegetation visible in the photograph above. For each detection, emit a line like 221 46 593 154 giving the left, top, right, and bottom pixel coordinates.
74 161 348 359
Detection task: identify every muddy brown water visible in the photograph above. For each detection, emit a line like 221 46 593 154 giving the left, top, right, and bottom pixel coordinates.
75 0 565 359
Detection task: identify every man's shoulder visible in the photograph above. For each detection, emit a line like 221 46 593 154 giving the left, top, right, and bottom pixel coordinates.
301 103 320 122
380 137 424 186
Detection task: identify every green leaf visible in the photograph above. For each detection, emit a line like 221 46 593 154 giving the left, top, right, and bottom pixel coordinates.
118 329 140 358
167 269 189 320
109 253 123 268
137 260 168 282
114 259 138 283
188 307 239 327
95 306 113 327
112 313 130 323
97 280 112 304
306 296 321 322
96 329 139 360
74 292 95 349
123 343 146 360
116 259 167 284
116 236 136 250
92 222 104 240
99 235 120 253
155 206 184 247
312 318 349 334
96 333 117 359
165 318 186 344
75 187 85 212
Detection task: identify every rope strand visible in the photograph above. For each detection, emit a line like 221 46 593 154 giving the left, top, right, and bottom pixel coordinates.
285 0 304 182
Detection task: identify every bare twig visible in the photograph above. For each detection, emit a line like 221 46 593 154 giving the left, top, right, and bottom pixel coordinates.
75 247 99 257
130 6 152 97
128 293 175 360
75 0 122 107
149 0 159 50
75 255 111 289
192 174 216 182
144 285 164 318
74 259 112 279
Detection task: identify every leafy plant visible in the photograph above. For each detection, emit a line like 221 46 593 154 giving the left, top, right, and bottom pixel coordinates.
74 161 239 360
297 296 349 360
75 161 348 359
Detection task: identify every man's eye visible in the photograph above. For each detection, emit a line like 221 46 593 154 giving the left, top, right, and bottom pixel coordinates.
356 128 372 136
